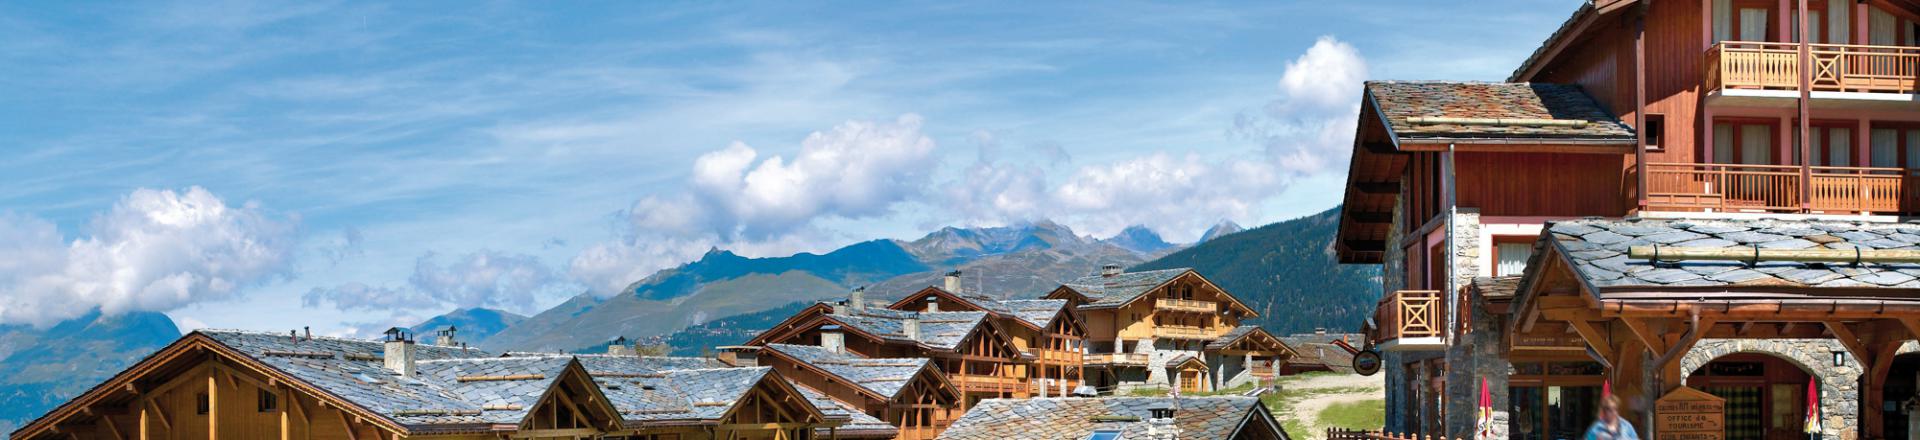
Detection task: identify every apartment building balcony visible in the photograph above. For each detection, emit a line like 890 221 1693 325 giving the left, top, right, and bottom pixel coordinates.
1645 162 1912 216
1706 41 1920 108
949 373 1026 394
1151 325 1215 340
1370 290 1444 352
1153 298 1219 313
1084 352 1149 366
1031 348 1082 365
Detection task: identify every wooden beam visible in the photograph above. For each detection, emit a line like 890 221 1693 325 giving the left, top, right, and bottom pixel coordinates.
207 369 219 440
1342 240 1386 252
337 408 360 440
1565 319 1616 367
1347 211 1391 224
1619 318 1668 354
1825 321 1873 368
1354 182 1399 195
102 414 123 440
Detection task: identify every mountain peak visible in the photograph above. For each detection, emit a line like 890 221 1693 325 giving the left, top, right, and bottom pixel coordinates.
1101 225 1174 254
901 219 1092 265
1198 220 1245 243
410 307 528 345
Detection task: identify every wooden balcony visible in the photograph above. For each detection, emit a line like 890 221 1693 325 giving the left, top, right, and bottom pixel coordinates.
1031 348 1082 365
949 373 1025 394
1707 41 1920 95
1371 290 1444 352
1154 298 1218 313
1085 352 1149 366
1152 325 1214 340
1645 162 1912 215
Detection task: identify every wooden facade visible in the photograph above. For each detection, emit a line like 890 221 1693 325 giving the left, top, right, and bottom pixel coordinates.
884 287 1088 395
756 348 960 440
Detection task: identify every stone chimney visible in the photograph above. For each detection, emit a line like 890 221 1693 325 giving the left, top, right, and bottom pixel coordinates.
847 287 866 313
381 327 416 378
434 326 459 346
1315 327 1327 337
608 336 635 356
943 270 963 293
901 312 920 341
1101 264 1123 277
819 325 846 353
924 295 940 313
1145 404 1182 440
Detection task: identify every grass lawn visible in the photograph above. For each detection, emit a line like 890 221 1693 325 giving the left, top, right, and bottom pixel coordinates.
1318 399 1386 430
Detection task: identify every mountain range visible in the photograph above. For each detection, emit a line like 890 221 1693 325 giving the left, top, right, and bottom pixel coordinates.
0 310 180 433
408 307 527 343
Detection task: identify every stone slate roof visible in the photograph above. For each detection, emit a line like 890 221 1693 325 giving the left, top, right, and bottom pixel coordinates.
591 365 794 425
794 386 897 437
1366 81 1634 141
199 330 804 431
1064 268 1192 309
828 307 991 351
764 344 931 399
984 299 1070 329
1543 218 1920 291
1472 276 1523 300
937 397 1279 440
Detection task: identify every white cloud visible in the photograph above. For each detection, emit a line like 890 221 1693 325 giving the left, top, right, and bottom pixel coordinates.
0 187 298 327
1242 35 1368 176
304 250 575 314
571 114 938 296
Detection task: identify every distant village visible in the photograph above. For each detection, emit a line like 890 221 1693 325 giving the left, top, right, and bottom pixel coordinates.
14 266 1347 439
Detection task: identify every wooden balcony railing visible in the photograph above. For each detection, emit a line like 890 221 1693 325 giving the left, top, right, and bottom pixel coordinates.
1154 298 1219 313
949 373 1025 394
1372 290 1441 347
1645 162 1912 215
1085 352 1149 365
1708 41 1920 94
1152 325 1214 340
1031 348 1082 364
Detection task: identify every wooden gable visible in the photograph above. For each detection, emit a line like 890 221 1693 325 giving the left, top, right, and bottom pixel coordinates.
886 287 988 313
714 371 829 435
745 303 838 347
947 319 1026 361
1117 270 1258 317
14 333 407 440
1042 285 1092 306
519 360 623 435
1214 328 1296 358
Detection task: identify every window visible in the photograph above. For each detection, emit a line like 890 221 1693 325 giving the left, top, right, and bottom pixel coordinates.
196 393 210 415
1494 239 1535 277
258 389 278 412
1087 430 1124 440
1643 114 1664 150
1713 122 1775 165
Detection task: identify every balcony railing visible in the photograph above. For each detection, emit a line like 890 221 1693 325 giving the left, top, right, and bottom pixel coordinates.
1154 298 1219 313
949 373 1026 394
1032 348 1082 364
1645 163 1912 215
1085 352 1149 365
1372 290 1443 351
1152 325 1214 340
1708 41 1920 94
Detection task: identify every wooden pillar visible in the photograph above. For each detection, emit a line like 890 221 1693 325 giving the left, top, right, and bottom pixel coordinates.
1635 3 1650 212
1798 0 1813 211
1703 105 1716 164
138 400 150 440
207 370 219 440
279 389 290 440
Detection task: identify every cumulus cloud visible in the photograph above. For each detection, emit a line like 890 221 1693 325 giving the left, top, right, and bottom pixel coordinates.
949 36 1369 241
304 250 573 313
571 114 938 296
0 187 298 327
1243 36 1369 175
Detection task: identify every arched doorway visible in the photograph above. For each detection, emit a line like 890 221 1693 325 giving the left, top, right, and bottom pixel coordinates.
1680 339 1864 440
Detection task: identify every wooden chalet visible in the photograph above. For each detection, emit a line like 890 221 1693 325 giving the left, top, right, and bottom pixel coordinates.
1335 0 1920 439
885 272 1088 397
12 329 835 440
743 294 1033 410
742 344 962 440
1047 266 1294 395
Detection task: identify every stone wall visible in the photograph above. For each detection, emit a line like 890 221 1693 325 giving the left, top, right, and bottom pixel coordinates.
1680 339 1863 439
1381 186 1410 433
1445 288 1510 440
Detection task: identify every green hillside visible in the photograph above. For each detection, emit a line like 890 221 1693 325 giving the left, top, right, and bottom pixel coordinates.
1131 206 1379 334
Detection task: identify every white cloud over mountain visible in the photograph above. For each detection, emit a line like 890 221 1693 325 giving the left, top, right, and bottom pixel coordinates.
304 250 575 314
0 187 297 327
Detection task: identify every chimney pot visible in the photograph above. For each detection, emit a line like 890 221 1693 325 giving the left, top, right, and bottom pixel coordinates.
819 325 846 354
901 313 920 341
434 326 459 346
848 287 867 313
608 336 635 356
924 296 940 313
943 270 963 293
1101 264 1122 277
381 327 417 378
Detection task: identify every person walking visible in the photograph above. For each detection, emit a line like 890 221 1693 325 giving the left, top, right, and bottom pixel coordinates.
1585 394 1639 440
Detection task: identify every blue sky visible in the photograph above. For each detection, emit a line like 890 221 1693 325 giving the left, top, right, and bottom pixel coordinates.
0 1 1579 335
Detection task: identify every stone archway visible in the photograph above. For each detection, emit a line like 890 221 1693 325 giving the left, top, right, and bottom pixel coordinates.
1680 339 1865 438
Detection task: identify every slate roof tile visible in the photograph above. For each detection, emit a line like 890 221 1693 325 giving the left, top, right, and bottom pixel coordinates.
937 397 1274 440
1544 218 1920 293
1365 81 1634 141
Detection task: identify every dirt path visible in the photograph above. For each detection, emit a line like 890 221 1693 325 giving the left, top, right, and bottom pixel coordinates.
1273 373 1386 440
